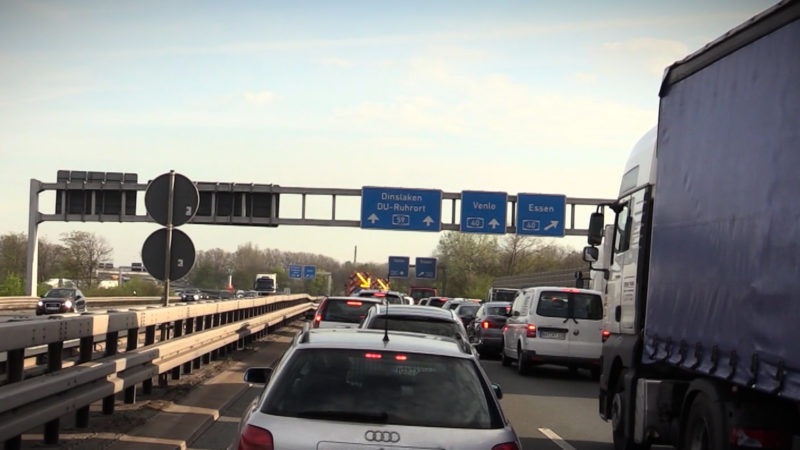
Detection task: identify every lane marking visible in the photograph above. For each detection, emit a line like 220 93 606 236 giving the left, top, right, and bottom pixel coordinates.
538 428 576 450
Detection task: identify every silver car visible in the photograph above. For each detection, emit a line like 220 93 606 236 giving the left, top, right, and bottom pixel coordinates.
360 304 470 343
232 329 520 450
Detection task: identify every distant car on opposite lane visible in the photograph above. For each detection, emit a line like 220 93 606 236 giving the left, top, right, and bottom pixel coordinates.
36 288 87 315
181 288 205 302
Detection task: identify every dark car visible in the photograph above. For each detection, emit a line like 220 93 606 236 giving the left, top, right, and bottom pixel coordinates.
181 288 204 302
36 288 87 315
467 301 512 356
453 303 482 327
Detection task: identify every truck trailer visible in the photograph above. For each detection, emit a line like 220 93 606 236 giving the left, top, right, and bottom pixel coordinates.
583 2 800 448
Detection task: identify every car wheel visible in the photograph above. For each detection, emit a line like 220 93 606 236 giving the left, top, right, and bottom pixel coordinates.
682 393 726 450
517 344 530 376
500 342 512 367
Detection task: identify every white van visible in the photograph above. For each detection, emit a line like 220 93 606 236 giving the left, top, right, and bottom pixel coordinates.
501 286 605 378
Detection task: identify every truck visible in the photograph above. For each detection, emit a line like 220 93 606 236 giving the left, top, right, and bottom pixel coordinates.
582 2 800 449
253 273 277 296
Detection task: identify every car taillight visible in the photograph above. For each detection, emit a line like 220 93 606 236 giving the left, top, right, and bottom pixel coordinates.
395 355 408 361
526 324 537 338
312 314 322 328
492 443 519 450
482 320 491 329
365 353 382 359
346 301 363 306
602 329 611 342
238 425 273 450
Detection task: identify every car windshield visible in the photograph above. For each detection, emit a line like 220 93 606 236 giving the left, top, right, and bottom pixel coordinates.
321 299 377 323
44 289 74 298
537 291 603 320
365 317 461 339
262 348 501 429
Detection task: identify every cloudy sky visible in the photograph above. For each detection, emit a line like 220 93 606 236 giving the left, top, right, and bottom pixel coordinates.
0 0 776 267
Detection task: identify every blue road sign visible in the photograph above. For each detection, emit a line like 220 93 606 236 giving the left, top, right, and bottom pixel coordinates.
388 256 410 278
516 193 566 237
415 257 437 279
460 191 507 234
303 265 316 279
288 264 302 279
361 187 442 232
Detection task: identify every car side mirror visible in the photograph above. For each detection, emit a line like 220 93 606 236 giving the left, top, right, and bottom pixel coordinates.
492 383 503 399
243 367 273 384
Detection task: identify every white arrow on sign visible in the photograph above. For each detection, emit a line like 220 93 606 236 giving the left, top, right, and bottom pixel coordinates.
367 213 379 224
489 218 500 229
544 220 559 231
423 216 435 227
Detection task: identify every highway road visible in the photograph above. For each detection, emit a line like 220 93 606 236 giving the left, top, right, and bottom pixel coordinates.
188 329 615 449
14 321 619 449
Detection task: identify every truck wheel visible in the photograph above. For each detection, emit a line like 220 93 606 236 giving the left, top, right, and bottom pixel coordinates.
683 393 727 450
611 375 650 450
517 345 530 375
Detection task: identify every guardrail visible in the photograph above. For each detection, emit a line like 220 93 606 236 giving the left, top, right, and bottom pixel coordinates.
0 296 175 311
0 294 317 449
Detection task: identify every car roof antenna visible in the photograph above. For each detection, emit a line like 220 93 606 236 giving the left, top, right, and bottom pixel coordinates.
383 273 390 344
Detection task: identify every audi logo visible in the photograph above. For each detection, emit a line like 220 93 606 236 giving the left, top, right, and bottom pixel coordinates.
364 430 401 443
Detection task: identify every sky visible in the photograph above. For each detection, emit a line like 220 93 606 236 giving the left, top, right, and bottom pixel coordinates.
0 0 777 268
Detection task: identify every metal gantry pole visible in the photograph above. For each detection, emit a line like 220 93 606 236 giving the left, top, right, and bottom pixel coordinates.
162 171 176 306
25 180 42 296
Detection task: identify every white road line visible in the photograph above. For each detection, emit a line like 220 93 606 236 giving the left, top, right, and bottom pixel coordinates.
538 428 577 450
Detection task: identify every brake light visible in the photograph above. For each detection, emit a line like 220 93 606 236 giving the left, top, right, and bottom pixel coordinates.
238 425 273 450
526 324 537 338
346 301 363 306
312 314 322 328
491 443 519 450
365 353 382 359
562 288 580 293
602 330 611 342
482 320 491 329
395 355 408 361
373 292 386 297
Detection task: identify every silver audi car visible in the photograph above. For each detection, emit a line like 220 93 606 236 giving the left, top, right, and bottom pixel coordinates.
231 328 520 450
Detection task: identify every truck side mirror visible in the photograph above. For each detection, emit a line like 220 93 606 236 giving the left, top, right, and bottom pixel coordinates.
587 212 605 246
583 246 599 263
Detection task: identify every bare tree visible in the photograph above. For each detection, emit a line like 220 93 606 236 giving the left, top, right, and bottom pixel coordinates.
60 231 113 288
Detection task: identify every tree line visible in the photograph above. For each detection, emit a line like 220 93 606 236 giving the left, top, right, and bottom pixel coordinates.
0 230 582 298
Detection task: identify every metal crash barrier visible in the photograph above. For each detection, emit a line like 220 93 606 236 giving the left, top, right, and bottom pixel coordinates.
0 294 316 449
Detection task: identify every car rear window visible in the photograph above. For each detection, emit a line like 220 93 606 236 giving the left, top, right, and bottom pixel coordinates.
262 348 502 429
365 317 461 339
536 291 602 320
486 305 511 316
320 299 377 323
456 304 480 316
428 298 447 307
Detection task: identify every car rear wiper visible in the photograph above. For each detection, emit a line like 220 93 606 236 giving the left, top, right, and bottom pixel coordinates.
297 410 389 423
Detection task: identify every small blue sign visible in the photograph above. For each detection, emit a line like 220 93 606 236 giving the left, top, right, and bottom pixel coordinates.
288 265 302 279
303 265 316 279
516 193 566 237
415 257 437 279
388 256 410 278
460 191 507 234
361 187 442 232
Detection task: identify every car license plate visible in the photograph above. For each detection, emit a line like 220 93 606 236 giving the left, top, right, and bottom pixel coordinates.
539 330 566 340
